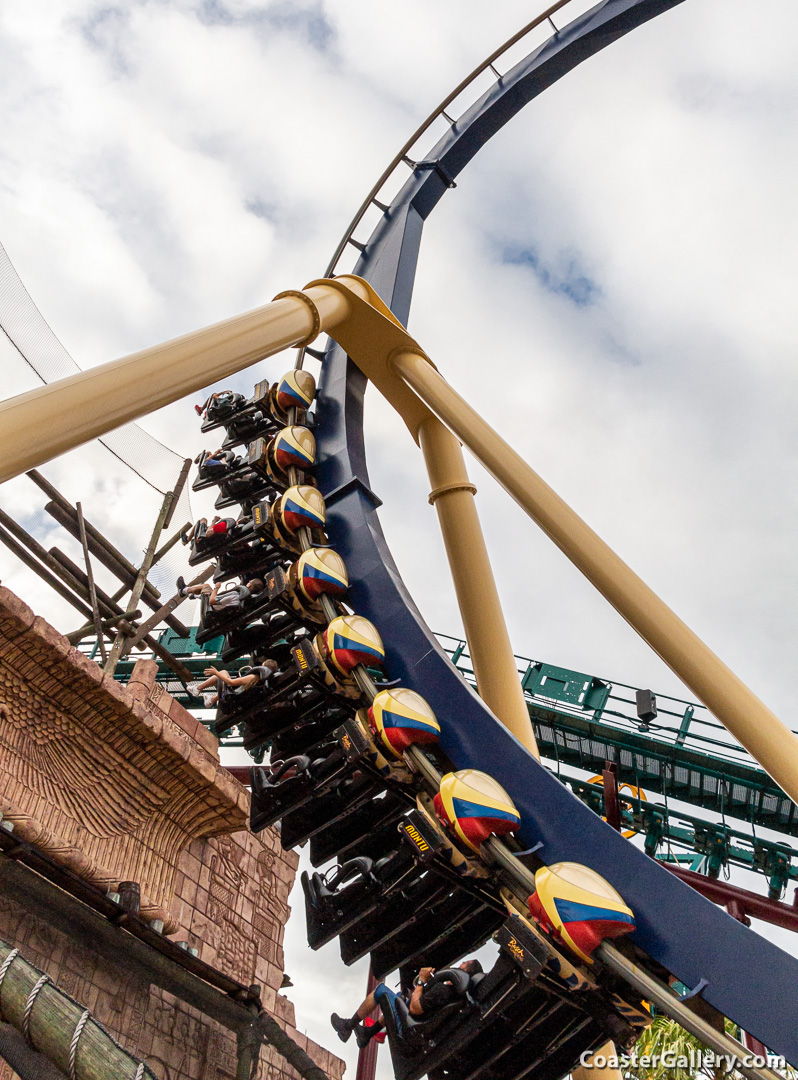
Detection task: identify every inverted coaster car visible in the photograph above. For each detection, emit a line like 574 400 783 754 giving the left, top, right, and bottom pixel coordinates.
302 846 419 950
249 739 350 833
220 560 331 662
195 586 274 646
213 468 274 510
199 390 247 432
216 636 360 748
218 402 278 450
192 449 250 492
187 513 261 566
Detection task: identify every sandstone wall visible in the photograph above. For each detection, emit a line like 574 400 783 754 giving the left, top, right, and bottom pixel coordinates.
0 586 344 1080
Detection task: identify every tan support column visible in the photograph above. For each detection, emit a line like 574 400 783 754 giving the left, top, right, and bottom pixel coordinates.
0 284 351 485
391 349 798 806
572 1042 622 1080
418 413 539 756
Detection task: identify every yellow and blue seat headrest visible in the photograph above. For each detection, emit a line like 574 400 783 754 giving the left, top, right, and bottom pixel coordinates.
369 688 440 757
433 769 520 853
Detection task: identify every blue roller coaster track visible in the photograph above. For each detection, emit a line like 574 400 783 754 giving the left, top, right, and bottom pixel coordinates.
76 0 797 1071
304 0 798 1065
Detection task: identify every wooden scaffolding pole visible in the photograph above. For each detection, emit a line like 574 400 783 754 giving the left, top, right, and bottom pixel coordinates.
0 938 156 1080
104 487 175 674
66 521 190 645
75 501 107 665
27 470 191 637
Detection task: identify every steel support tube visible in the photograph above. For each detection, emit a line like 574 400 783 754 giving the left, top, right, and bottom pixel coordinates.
660 863 798 933
481 837 780 1080
597 942 784 1080
0 286 351 485
417 413 539 755
391 351 798 806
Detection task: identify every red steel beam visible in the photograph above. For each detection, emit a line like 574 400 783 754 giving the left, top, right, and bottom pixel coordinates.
221 763 798 938
355 968 381 1080
602 761 621 832
661 863 798 933
224 766 251 785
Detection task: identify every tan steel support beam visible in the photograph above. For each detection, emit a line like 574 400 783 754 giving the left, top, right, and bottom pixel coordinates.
0 285 350 485
0 272 536 752
2 273 794 803
572 1042 621 1080
389 348 798 806
418 414 539 755
303 277 539 752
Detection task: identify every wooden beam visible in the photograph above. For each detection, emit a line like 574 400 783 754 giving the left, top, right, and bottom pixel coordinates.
65 585 132 644
0 938 156 1079
153 520 192 565
48 550 147 651
0 521 93 622
162 458 191 530
75 501 107 664
0 512 121 634
29 471 192 637
105 488 175 674
137 637 194 686
0 856 330 1080
121 566 213 653
47 548 192 678
44 500 190 638
28 470 162 600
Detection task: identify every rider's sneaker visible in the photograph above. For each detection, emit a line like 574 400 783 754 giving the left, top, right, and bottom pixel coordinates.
330 1014 353 1043
354 1023 372 1049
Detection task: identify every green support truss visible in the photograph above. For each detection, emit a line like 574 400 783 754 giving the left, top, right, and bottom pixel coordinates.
101 627 798 895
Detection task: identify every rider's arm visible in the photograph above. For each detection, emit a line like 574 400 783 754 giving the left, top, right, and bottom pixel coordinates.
409 967 435 1017
222 673 258 690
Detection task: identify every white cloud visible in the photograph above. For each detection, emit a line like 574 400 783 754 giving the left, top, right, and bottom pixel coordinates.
1 1 797 1073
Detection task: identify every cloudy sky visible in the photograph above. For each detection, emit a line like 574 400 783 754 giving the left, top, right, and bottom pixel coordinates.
1 0 797 1075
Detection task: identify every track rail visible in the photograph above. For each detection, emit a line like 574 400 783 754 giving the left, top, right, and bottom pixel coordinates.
298 0 585 372
323 0 581 281
306 0 798 1064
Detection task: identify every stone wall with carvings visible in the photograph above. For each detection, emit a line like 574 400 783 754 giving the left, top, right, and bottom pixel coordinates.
0 586 344 1080
0 586 248 928
0 828 343 1080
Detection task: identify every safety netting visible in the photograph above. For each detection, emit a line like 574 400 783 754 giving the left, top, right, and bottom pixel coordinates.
0 240 200 635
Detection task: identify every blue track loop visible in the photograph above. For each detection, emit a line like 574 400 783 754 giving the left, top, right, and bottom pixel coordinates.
316 0 798 1063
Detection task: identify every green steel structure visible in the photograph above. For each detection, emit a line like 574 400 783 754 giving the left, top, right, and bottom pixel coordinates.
437 635 798 900
97 628 798 899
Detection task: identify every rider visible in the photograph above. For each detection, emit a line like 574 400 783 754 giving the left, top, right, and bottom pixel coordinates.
182 511 253 548
195 389 243 419
331 959 483 1049
177 577 264 611
195 448 238 470
194 660 279 706
181 516 235 545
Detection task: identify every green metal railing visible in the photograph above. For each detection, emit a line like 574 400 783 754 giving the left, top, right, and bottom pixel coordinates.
438 633 765 764
94 626 798 892
569 776 797 899
438 633 798 840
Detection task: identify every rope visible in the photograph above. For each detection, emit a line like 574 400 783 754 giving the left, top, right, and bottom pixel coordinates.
0 948 19 1017
69 1009 90 1079
0 942 153 1078
22 972 49 1045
